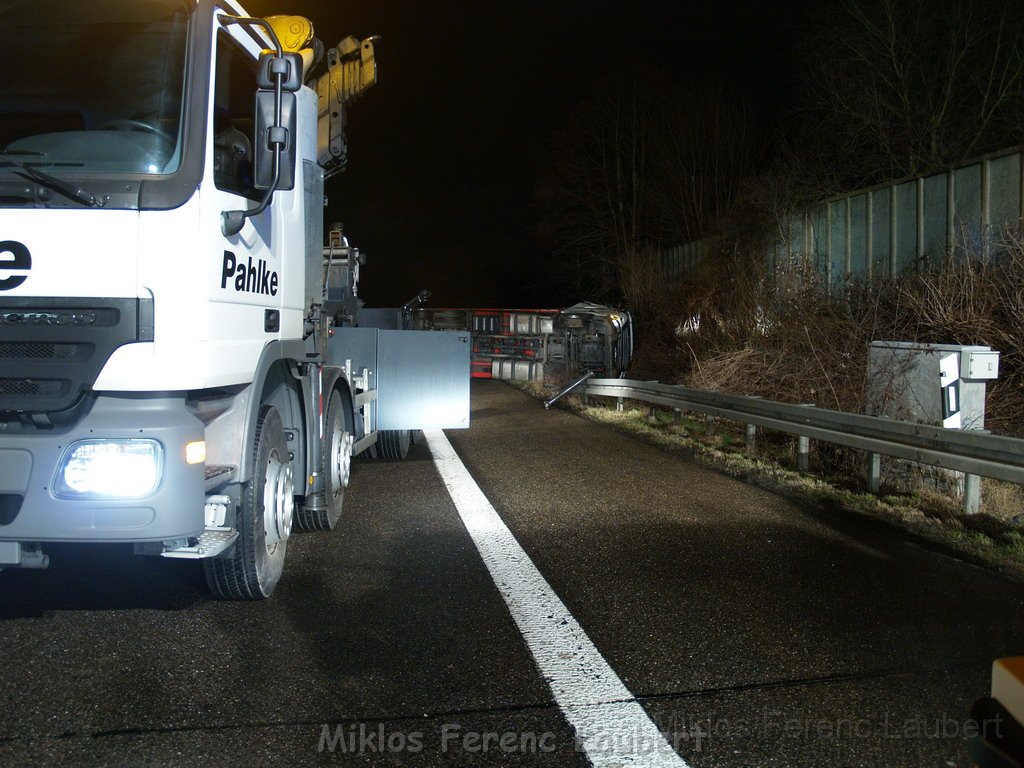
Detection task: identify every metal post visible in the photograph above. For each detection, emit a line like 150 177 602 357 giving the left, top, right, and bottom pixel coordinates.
674 409 682 427
947 169 956 262
981 158 991 262
826 202 833 290
805 210 812 258
544 371 594 410
705 414 715 437
845 197 852 277
889 184 898 279
616 397 623 413
964 473 981 515
797 403 814 471
647 405 657 424
866 191 874 280
1019 151 1024 228
867 453 881 494
745 423 757 453
916 177 925 271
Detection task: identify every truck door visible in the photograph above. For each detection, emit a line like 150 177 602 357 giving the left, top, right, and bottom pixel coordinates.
202 23 287 378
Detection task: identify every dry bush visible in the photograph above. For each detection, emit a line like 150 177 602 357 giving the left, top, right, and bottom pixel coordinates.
680 258 912 417
899 231 1024 435
635 226 1024 442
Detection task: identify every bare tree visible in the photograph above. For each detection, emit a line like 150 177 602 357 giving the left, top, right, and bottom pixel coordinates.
796 0 1024 186
537 70 660 298
652 83 768 245
537 71 765 301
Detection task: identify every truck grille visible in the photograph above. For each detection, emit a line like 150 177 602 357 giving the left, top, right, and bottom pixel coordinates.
0 342 87 360
0 379 67 396
0 298 153 415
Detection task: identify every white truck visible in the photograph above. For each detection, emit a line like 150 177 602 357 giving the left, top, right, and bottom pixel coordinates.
0 1 470 598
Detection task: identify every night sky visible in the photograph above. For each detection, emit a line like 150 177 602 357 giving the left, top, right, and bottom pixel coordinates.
242 0 806 308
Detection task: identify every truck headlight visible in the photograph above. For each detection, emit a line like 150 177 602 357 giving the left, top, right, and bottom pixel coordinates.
54 440 163 499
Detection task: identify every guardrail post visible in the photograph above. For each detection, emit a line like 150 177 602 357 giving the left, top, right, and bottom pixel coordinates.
705 415 715 437
647 405 657 424
616 397 623 413
796 404 814 471
963 473 981 515
867 453 881 494
745 423 756 453
674 409 682 427
797 436 810 472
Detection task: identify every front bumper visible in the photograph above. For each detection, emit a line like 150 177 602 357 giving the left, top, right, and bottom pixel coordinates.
0 395 205 543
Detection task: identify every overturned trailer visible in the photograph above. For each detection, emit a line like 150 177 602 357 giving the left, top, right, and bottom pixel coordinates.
407 304 633 383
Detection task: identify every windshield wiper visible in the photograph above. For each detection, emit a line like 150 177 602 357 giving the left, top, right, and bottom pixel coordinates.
0 155 103 207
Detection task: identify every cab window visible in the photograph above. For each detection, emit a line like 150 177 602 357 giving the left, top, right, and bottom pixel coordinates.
213 30 256 198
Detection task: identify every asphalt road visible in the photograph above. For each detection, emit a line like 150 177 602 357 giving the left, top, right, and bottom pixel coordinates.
1 380 1023 766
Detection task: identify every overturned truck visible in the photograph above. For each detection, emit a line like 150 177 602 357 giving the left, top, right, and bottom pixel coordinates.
407 304 633 383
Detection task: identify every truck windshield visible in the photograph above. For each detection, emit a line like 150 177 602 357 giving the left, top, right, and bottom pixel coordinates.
0 0 190 177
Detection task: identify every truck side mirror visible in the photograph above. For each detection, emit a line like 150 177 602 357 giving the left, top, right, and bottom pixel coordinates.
221 50 303 237
254 51 301 191
254 89 296 191
257 51 303 93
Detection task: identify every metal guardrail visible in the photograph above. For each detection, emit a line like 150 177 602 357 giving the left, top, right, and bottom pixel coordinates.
585 379 1024 513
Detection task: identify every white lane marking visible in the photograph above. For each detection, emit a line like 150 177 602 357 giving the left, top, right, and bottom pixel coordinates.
425 429 690 768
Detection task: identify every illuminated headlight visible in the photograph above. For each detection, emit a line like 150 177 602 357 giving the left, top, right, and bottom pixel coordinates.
54 440 163 499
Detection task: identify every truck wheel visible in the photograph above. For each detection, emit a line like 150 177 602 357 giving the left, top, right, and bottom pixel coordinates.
376 429 411 460
295 389 352 531
205 405 293 600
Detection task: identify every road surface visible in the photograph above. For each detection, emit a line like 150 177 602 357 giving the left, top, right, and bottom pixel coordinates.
1 381 1021 766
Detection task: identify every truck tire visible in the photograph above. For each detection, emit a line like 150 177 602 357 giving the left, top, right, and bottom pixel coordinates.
375 429 411 460
205 405 293 600
295 389 352 531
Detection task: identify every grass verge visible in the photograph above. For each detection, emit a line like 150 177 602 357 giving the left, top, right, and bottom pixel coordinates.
511 380 1024 581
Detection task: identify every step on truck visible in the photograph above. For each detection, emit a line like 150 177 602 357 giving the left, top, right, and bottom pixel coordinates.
0 1 470 598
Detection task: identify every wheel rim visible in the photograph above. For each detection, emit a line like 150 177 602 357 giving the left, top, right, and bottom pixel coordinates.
263 450 294 553
330 419 353 495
